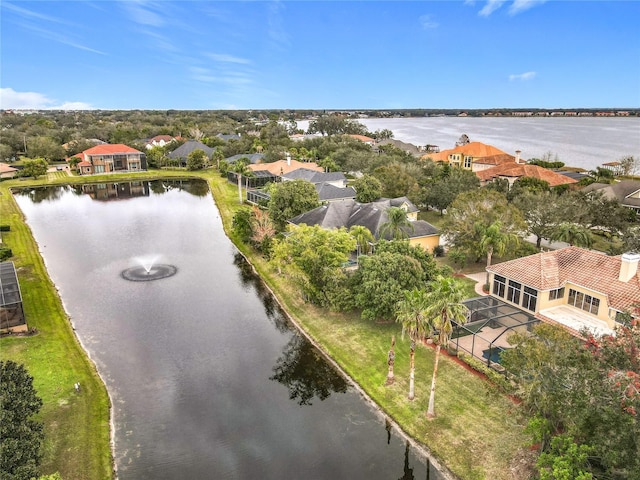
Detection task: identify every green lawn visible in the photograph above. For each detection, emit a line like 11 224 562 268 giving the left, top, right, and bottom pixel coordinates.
1 169 533 480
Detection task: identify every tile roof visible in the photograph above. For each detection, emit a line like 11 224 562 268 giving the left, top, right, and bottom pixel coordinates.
0 163 18 173
348 134 375 143
314 183 356 201
289 198 438 240
421 141 514 162
82 144 143 155
487 246 640 313
149 135 174 142
226 153 265 164
249 160 323 176
476 163 578 187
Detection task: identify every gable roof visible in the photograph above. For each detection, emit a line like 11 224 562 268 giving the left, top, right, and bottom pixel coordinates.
289 198 438 240
282 168 346 184
249 159 323 176
487 246 640 313
582 180 640 208
82 144 143 155
0 163 18 173
168 140 215 159
348 134 375 144
149 135 174 143
476 163 578 187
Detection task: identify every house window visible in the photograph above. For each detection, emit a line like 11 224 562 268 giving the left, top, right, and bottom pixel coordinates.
94 165 104 174
507 280 521 304
549 287 565 301
568 288 600 315
522 287 537 312
464 156 472 168
493 275 506 298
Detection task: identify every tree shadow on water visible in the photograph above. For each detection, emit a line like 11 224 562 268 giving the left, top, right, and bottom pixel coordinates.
270 334 348 406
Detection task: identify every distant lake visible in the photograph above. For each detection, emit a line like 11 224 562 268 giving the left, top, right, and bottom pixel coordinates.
297 117 640 171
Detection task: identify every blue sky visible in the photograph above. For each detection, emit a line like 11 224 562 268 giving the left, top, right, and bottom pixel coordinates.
1 1 639 110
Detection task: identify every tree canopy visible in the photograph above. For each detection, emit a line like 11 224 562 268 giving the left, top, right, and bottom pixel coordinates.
268 179 320 231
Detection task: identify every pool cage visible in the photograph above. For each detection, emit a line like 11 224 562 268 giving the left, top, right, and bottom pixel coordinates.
0 261 26 332
450 296 540 370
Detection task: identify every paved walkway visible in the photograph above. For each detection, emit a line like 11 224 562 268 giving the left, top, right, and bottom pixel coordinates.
464 272 488 297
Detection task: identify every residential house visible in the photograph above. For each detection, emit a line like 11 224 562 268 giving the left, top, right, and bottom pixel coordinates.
226 153 265 165
348 134 376 146
249 158 324 177
0 163 19 179
216 133 242 141
601 161 623 176
75 144 147 175
145 135 176 150
475 162 579 189
288 197 440 253
581 180 640 216
281 168 355 202
486 247 640 337
168 140 215 166
422 141 515 171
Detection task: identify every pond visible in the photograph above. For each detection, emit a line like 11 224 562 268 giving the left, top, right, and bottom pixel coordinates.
14 180 447 480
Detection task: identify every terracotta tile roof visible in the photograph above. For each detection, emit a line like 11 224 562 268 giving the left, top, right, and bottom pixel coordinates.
488 246 640 313
476 163 578 187
82 144 143 155
150 135 174 142
249 160 323 176
78 161 92 166
348 134 375 143
0 163 18 173
421 141 515 163
472 154 518 166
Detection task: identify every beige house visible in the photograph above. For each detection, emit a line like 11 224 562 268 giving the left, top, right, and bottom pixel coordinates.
487 247 640 337
421 141 515 171
0 163 18 179
74 144 147 175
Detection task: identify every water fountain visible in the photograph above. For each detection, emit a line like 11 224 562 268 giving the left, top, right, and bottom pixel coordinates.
121 255 177 282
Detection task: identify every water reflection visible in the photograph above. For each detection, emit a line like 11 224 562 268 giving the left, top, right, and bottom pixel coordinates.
271 334 348 406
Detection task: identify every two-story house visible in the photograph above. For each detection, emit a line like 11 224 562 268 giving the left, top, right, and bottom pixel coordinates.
75 144 147 175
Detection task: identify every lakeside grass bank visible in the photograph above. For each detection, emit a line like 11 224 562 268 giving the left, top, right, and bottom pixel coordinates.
1 169 532 480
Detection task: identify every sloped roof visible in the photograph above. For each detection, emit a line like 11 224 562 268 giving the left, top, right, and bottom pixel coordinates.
282 168 346 184
422 141 514 162
315 183 356 201
168 140 215 159
249 160 323 176
82 144 143 155
226 153 265 164
289 198 438 240
0 163 18 173
582 180 640 208
348 134 375 143
476 163 578 187
487 246 640 313
149 135 174 142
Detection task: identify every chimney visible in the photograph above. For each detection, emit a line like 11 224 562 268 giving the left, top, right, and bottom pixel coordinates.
619 252 640 282
515 150 522 164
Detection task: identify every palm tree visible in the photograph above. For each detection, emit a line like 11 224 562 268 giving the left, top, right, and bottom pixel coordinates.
379 207 413 241
349 225 375 256
231 159 251 204
549 222 593 248
422 277 469 419
385 336 396 386
478 221 520 287
395 289 427 400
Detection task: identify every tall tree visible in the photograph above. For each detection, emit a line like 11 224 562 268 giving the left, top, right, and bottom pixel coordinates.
231 158 251 204
513 191 558 249
395 289 428 400
0 361 45 480
478 220 520 286
549 222 593 248
352 175 382 203
422 277 469 419
349 225 375 255
21 159 49 179
268 179 320 231
441 189 526 261
379 207 413 241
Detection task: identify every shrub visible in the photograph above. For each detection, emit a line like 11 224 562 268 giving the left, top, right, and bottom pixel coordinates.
0 247 13 261
433 245 445 257
0 225 10 232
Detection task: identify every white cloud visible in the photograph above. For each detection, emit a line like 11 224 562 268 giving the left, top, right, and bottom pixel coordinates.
419 14 439 30
207 53 251 65
509 0 548 15
0 88 93 110
479 0 506 17
2 2 67 24
509 71 537 81
121 0 164 27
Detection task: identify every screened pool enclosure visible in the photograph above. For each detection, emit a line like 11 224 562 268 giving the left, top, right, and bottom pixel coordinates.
451 296 540 370
0 261 26 332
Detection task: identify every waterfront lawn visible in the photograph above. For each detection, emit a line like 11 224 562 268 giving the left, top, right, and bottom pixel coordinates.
0 185 113 480
208 175 532 480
